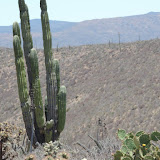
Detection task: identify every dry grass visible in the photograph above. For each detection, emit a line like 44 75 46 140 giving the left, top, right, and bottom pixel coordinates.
0 120 121 159
1 39 160 158
62 136 121 160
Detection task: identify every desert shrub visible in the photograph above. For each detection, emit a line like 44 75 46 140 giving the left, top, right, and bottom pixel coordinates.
114 129 160 160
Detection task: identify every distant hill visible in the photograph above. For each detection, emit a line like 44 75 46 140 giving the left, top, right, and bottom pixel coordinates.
1 12 160 47
0 20 77 48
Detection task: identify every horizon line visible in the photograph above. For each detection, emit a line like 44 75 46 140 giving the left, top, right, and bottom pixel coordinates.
1 11 160 27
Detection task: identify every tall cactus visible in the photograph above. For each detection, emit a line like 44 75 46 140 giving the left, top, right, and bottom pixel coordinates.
40 0 59 140
12 32 37 144
18 0 33 90
12 0 66 145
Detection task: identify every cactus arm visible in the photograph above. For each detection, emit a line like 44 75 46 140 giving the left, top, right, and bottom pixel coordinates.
45 120 54 143
40 0 56 122
13 22 21 44
57 86 66 133
18 0 44 143
54 59 60 95
40 0 67 140
28 49 45 129
13 35 33 142
13 36 29 103
44 95 56 142
18 0 33 91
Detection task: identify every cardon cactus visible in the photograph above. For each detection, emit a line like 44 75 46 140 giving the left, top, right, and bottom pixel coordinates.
12 0 66 144
114 129 160 160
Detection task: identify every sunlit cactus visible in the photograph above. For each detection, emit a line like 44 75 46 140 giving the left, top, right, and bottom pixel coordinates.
13 22 21 44
18 0 33 92
40 0 55 123
57 86 66 133
12 34 33 142
12 0 66 145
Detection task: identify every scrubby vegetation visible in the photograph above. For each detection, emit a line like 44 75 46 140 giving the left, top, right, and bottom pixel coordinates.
114 129 160 160
0 120 120 159
2 38 160 159
1 0 160 160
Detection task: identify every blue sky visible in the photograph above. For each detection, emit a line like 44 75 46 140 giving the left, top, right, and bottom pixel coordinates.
0 0 160 26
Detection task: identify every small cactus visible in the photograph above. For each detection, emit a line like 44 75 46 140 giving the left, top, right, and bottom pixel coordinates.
25 154 36 160
43 141 62 157
114 129 160 160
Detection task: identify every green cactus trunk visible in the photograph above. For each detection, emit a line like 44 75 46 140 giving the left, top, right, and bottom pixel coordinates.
40 0 58 141
57 86 66 133
28 48 46 142
18 0 33 90
13 22 21 44
13 0 67 145
18 0 44 143
29 49 45 129
13 35 37 144
54 59 60 96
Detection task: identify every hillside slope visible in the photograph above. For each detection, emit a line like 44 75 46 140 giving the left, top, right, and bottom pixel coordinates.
1 39 160 146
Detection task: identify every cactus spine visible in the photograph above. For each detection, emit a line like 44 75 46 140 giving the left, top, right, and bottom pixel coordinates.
40 0 56 123
12 33 35 143
13 0 66 144
18 0 33 90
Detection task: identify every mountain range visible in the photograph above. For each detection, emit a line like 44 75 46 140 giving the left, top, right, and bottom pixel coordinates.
1 12 160 48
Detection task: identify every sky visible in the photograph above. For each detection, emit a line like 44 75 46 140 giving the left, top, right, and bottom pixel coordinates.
0 0 160 26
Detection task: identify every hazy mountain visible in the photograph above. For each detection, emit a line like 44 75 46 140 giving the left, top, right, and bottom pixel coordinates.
0 20 77 47
0 19 77 33
1 12 160 48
